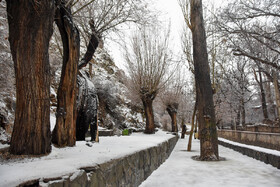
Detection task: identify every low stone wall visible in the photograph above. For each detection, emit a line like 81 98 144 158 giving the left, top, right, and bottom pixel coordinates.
218 140 280 169
20 135 178 187
245 125 280 133
218 130 280 151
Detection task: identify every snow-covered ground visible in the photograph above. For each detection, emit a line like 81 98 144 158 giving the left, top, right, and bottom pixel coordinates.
140 137 280 187
0 130 174 187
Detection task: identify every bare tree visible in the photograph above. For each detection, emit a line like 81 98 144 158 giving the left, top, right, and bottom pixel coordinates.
125 27 171 134
50 0 156 146
253 64 268 120
219 57 253 126
216 0 280 120
180 0 219 160
74 0 156 69
161 76 185 133
6 0 55 154
217 0 280 70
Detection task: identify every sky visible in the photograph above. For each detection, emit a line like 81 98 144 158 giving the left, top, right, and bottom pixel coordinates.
108 0 227 71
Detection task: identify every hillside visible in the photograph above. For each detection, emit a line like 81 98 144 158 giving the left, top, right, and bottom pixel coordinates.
0 44 146 144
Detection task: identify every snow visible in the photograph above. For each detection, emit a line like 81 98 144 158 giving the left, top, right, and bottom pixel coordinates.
50 113 56 131
219 137 280 156
0 130 174 187
0 141 8 149
140 137 280 187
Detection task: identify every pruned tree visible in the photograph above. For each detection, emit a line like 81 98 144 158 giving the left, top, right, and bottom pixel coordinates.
180 0 219 160
50 0 157 145
6 0 55 154
161 74 185 133
125 27 171 134
74 0 156 69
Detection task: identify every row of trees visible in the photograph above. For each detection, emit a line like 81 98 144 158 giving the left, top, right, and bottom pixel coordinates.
215 0 280 125
7 0 278 164
178 0 280 160
6 0 155 155
124 0 219 160
5 0 220 162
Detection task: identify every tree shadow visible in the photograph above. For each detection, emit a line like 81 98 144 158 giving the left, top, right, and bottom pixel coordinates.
191 155 226 161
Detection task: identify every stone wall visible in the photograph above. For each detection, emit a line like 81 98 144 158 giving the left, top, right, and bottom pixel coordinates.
218 130 280 151
20 135 178 187
218 140 280 169
245 125 280 133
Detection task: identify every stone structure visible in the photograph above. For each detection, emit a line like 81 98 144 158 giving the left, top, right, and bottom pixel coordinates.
218 140 280 169
218 130 280 151
19 135 178 187
244 125 280 133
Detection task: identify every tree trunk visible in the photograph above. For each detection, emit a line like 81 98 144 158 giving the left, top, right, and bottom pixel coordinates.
181 123 186 139
265 80 276 119
166 104 179 132
190 0 219 160
273 71 280 119
142 97 155 134
258 70 268 119
236 105 241 126
187 100 197 151
6 0 54 155
52 1 80 147
254 67 268 119
241 98 246 126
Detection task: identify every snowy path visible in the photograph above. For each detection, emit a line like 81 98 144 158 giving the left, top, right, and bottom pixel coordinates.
140 137 280 187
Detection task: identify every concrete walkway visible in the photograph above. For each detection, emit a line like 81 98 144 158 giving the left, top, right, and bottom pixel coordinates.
140 137 280 187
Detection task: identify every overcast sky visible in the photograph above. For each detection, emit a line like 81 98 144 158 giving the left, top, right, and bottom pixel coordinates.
108 0 227 71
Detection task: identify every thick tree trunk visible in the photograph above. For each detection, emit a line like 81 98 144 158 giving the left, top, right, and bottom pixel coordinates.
142 97 155 134
190 0 219 160
52 1 80 147
76 21 99 141
6 0 54 155
166 103 178 132
76 74 98 141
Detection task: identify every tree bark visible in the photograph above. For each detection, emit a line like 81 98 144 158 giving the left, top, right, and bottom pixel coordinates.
273 71 280 119
181 124 186 139
187 100 197 151
258 70 268 119
142 97 155 134
6 0 54 155
254 67 268 119
52 1 80 147
265 80 276 119
190 0 219 160
78 24 99 69
241 98 246 126
236 106 241 126
166 103 179 132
